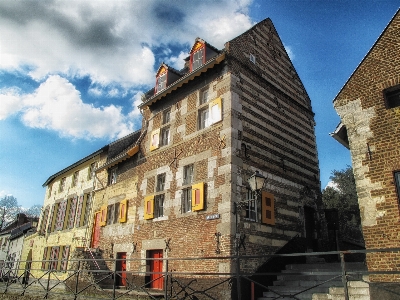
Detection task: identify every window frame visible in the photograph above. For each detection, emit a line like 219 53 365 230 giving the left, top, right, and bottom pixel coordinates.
155 72 167 93
109 167 117 185
191 47 205 71
72 170 79 187
245 189 257 221
163 109 171 124
198 107 209 130
384 84 400 109
181 187 192 213
160 126 170 146
200 88 209 105
183 164 194 186
59 177 66 192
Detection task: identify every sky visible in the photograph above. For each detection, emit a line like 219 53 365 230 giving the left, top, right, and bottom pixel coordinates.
0 1 399 208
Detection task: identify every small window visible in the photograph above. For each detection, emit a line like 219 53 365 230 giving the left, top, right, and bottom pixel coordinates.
181 188 192 213
154 194 164 218
192 48 204 70
109 168 117 185
163 109 171 124
72 170 79 187
48 184 52 198
245 189 257 221
394 171 400 204
200 89 209 105
156 173 166 192
198 107 209 129
250 54 256 64
88 162 96 180
160 127 170 146
156 73 167 93
183 164 194 185
384 85 400 109
59 177 66 192
106 203 120 225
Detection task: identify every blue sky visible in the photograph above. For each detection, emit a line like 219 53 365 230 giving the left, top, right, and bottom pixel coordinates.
0 1 398 208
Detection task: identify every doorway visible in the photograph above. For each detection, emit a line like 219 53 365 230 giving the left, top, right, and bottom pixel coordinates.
116 252 127 287
148 249 163 289
304 206 316 251
91 212 101 248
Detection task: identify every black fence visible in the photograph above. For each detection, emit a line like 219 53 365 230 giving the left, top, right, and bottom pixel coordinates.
1 248 400 300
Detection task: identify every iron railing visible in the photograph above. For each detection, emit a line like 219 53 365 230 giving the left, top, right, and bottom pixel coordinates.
0 248 400 300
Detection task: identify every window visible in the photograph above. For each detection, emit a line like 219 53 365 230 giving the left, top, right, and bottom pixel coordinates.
198 107 209 129
154 194 164 218
160 127 170 146
156 72 167 93
88 162 96 180
59 177 66 192
261 191 275 225
198 97 222 130
384 85 400 109
192 48 204 70
107 202 120 225
55 200 67 231
109 168 117 185
200 89 209 105
39 206 49 235
72 171 79 187
245 189 257 221
163 109 171 124
156 173 166 192
250 54 256 64
75 194 90 227
183 164 194 185
181 188 192 213
42 245 70 271
66 197 78 229
48 184 52 198
394 171 400 203
150 129 160 151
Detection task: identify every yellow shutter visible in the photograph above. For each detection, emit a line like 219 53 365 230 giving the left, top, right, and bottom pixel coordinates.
209 97 222 124
192 182 205 211
100 205 107 226
144 196 154 220
119 199 128 223
150 129 160 151
261 191 275 225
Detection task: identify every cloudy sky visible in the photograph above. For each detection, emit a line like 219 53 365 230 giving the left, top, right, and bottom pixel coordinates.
0 0 398 208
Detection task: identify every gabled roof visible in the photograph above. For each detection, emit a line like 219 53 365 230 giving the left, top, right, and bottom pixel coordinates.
189 37 220 54
96 129 142 171
42 145 108 187
155 63 183 78
333 9 400 103
330 122 349 149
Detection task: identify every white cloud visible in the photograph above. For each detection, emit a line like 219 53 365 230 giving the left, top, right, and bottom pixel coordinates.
2 75 134 140
165 51 188 70
285 45 295 61
0 88 24 120
0 0 254 86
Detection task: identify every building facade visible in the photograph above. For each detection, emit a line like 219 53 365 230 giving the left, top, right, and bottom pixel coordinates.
92 17 323 298
332 9 400 282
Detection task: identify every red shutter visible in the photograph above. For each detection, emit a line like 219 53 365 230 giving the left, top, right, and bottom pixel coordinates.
41 247 48 270
61 246 70 271
50 246 60 270
56 200 67 231
68 197 78 229
47 205 55 233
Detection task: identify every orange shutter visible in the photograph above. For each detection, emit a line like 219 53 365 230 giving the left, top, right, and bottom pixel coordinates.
100 205 107 226
150 129 160 151
192 182 205 211
144 196 154 220
119 199 128 223
261 191 275 225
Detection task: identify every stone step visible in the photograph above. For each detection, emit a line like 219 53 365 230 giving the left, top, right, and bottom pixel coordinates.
285 262 366 271
273 279 343 288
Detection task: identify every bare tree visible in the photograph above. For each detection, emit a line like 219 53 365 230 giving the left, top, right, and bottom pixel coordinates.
0 195 22 230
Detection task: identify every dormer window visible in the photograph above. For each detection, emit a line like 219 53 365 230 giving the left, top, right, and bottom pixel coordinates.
156 72 167 93
192 48 204 71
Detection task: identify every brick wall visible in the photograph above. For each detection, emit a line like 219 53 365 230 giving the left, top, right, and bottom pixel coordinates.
333 10 400 281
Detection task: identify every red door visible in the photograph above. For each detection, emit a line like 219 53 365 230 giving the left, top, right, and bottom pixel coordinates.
149 250 163 289
116 252 127 286
91 212 101 248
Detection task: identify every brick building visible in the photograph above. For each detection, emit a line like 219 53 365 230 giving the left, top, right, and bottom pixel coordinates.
331 9 400 282
91 17 323 299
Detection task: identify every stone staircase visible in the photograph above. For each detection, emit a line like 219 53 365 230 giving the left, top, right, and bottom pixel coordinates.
258 262 369 300
82 248 115 289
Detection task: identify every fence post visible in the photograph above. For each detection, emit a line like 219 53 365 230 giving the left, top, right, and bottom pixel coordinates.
340 252 349 300
45 269 51 299
236 254 241 300
164 258 168 300
74 260 80 300
113 259 117 300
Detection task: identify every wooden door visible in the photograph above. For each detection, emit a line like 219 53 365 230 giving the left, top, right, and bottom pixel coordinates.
116 252 127 286
149 250 163 289
91 212 101 248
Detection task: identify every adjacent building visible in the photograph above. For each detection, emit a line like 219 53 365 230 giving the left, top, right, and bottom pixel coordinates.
331 9 400 283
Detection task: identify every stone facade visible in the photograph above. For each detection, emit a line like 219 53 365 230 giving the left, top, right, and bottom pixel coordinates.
332 10 400 281
92 17 322 299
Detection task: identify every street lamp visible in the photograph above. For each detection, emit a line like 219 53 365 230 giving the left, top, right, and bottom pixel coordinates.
247 171 266 195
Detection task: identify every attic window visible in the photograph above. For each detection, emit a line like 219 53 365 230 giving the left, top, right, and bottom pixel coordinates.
191 48 204 70
249 54 256 64
384 84 400 109
155 72 167 94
